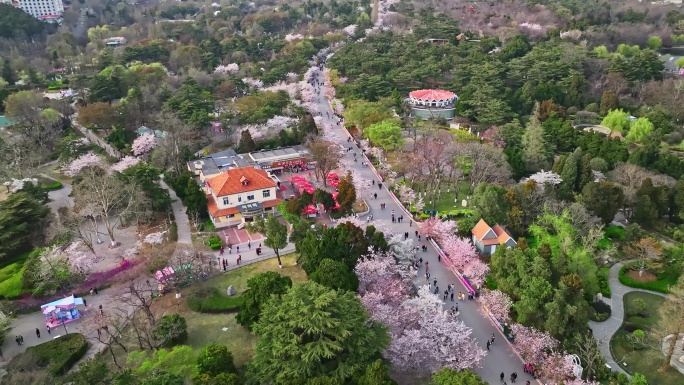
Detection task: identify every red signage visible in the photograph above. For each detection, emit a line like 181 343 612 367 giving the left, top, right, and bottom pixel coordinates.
272 158 307 168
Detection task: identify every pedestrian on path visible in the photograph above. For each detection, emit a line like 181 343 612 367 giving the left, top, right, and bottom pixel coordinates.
491 334 496 344
433 278 437 287
438 254 441 262
15 336 19 345
237 246 240 252
428 283 431 291
83 298 87 307
450 292 454 301
36 328 40 338
372 180 375 185
94 287 98 295
486 340 490 350
248 242 251 249
47 325 51 335
20 335 23 344
434 286 439 294
374 193 377 199
90 288 94 296
500 372 504 382
443 290 448 300
425 262 429 271
99 304 103 315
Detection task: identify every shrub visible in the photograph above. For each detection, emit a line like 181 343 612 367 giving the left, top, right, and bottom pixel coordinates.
630 298 646 317
186 288 245 313
7 333 88 376
154 314 188 347
597 267 611 298
207 237 222 250
196 344 237 377
40 181 63 191
590 300 611 317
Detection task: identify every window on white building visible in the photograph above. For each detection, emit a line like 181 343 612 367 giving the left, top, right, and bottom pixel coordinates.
238 196 242 202
247 194 255 201
222 197 230 205
262 190 270 198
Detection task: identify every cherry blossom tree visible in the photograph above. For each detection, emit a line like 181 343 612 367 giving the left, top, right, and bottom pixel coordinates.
262 81 300 99
132 133 157 156
62 152 103 177
461 259 490 287
557 380 600 385
396 184 416 207
286 72 299 82
4 177 39 193
284 33 304 42
111 156 142 172
541 352 575 383
510 323 559 366
342 25 357 36
214 63 239 75
385 288 487 372
442 236 478 268
521 170 563 186
419 217 457 242
479 290 513 323
242 77 264 89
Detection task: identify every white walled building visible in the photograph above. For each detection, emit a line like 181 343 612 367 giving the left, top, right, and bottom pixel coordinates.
3 0 64 21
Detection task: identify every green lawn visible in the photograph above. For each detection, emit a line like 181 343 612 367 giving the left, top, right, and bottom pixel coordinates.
0 250 32 299
184 255 307 365
408 181 469 214
610 292 683 385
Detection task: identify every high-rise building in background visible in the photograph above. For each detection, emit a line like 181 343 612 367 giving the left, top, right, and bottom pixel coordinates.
1 0 63 22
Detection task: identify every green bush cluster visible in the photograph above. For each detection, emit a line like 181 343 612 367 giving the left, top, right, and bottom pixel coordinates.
597 267 612 298
186 287 245 313
8 333 89 376
207 237 222 250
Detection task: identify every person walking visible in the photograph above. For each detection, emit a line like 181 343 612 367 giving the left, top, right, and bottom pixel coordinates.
500 372 505 382
99 304 103 315
35 328 40 338
443 290 448 301
491 334 496 344
374 193 377 199
94 287 98 295
486 340 490 350
19 335 23 344
83 298 87 307
248 242 251 249
15 336 20 345
46 325 51 335
450 292 454 301
428 283 431 291
433 278 437 287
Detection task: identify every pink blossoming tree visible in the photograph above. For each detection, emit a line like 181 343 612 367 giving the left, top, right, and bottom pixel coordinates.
111 156 142 172
479 289 513 323
62 152 103 177
132 133 157 156
510 323 559 366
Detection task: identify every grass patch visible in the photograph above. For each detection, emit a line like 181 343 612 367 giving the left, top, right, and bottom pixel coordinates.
186 287 245 313
610 292 682 384
186 313 257 367
619 264 679 294
605 226 625 241
6 333 88 377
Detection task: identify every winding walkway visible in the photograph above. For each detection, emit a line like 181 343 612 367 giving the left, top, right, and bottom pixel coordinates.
159 178 192 245
588 261 667 374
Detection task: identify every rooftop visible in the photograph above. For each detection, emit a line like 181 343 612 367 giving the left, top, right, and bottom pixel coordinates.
206 166 276 197
409 89 457 101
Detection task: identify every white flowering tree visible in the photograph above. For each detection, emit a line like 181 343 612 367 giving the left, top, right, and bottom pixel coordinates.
214 63 239 75
521 170 563 186
242 77 264 89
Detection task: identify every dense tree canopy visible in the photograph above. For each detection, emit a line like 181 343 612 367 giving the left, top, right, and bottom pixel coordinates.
247 282 389 385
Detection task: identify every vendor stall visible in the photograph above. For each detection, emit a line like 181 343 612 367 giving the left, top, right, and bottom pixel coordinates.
41 295 84 328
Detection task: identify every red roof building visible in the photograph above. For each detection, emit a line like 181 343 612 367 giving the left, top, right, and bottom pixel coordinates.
471 219 517 255
409 89 458 107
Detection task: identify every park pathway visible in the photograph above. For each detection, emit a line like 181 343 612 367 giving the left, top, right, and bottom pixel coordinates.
159 178 192 245
309 65 533 384
588 261 667 375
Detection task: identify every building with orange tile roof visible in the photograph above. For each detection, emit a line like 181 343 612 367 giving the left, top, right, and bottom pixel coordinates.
205 166 283 228
471 218 517 255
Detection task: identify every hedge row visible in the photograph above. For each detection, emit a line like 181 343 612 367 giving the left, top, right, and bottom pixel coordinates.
10 333 89 376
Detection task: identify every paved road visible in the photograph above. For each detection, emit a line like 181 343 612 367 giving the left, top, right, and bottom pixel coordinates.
309 67 532 384
588 261 667 375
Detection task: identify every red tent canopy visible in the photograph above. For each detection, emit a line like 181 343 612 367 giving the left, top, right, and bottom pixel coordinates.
326 173 339 180
302 204 319 215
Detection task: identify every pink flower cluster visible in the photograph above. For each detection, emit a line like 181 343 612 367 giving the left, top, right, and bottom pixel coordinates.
419 218 488 286
342 25 357 36
62 152 103 177
111 156 142 172
356 252 486 373
262 81 300 99
132 133 157 156
242 77 264 89
478 289 513 323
